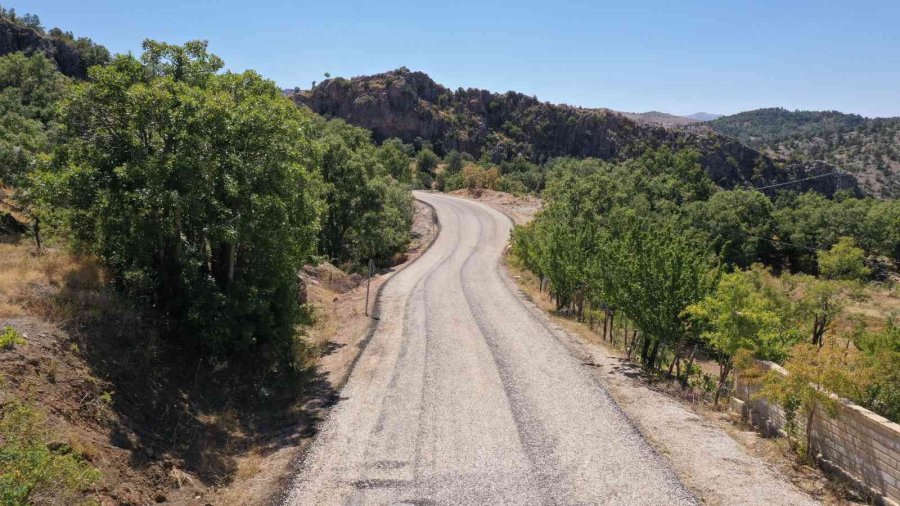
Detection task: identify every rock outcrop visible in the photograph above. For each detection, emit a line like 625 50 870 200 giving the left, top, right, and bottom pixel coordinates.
0 18 91 78
295 68 859 196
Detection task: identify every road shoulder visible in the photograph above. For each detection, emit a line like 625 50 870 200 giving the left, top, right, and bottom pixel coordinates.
501 261 843 505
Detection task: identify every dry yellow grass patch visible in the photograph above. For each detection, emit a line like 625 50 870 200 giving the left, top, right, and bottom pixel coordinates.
0 242 104 318
845 283 900 331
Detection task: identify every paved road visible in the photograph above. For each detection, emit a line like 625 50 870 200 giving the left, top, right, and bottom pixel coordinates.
285 192 695 505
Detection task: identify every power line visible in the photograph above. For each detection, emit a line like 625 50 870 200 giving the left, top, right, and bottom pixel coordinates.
750 171 845 191
742 233 824 252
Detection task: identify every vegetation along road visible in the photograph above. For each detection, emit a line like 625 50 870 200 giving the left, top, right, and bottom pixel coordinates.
285 192 695 505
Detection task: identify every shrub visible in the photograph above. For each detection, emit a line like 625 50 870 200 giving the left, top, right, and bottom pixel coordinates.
0 326 25 350
416 148 439 173
0 401 101 505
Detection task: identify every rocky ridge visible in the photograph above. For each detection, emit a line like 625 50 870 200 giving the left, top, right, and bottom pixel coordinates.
0 17 94 78
294 68 859 196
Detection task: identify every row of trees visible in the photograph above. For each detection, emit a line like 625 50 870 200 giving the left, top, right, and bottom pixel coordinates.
511 149 899 420
512 149 720 371
419 142 898 275
3 42 414 357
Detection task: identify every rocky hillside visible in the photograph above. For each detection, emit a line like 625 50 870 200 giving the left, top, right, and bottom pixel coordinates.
293 68 857 196
705 108 899 197
0 14 108 78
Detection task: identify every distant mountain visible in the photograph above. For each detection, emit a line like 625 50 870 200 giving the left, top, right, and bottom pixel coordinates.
618 111 699 128
294 68 856 196
686 112 722 121
705 108 899 197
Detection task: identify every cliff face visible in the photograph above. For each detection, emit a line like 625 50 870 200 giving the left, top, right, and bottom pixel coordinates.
296 68 859 196
0 18 89 78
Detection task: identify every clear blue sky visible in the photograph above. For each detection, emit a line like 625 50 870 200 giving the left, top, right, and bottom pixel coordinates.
22 0 900 117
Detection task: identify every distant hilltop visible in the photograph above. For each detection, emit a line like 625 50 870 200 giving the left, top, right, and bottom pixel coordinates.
686 112 722 121
292 68 858 197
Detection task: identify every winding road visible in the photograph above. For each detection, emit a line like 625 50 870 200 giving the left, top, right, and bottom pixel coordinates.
285 191 696 505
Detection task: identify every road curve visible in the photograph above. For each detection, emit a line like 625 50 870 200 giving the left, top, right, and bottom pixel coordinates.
285 192 696 505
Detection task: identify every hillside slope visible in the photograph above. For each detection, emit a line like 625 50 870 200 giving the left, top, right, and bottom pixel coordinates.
706 108 899 197
293 69 857 196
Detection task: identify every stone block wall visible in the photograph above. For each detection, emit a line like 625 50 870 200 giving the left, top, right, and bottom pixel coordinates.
733 360 900 505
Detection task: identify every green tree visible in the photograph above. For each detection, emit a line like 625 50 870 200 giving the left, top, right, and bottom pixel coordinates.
0 52 69 184
817 236 870 281
377 138 413 183
416 147 439 173
312 119 414 266
760 342 869 454
690 190 776 267
600 215 719 368
444 149 464 174
685 267 799 405
852 320 900 422
789 274 857 347
863 200 900 265
45 40 323 354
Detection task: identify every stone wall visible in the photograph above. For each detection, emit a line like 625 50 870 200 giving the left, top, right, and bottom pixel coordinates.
732 360 900 506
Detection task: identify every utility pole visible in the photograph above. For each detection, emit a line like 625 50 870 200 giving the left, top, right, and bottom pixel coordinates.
365 258 375 317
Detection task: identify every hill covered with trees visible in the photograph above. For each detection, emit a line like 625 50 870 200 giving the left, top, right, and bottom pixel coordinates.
293 68 858 197
705 108 900 197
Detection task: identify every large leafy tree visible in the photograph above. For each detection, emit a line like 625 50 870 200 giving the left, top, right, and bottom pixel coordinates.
376 138 413 183
601 215 719 367
817 236 871 281
312 119 413 266
689 189 776 268
47 40 323 354
685 267 799 405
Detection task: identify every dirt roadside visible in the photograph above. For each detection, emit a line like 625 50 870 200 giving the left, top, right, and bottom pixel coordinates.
0 198 437 506
506 264 857 505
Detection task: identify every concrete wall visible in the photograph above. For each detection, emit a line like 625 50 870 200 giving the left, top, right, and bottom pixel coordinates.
732 360 900 506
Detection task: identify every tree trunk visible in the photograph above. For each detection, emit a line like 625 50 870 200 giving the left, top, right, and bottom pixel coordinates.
668 351 680 376
608 311 615 345
640 337 652 365
713 360 733 407
647 340 661 369
812 316 826 347
602 310 609 341
32 216 41 254
681 344 697 388
628 330 638 359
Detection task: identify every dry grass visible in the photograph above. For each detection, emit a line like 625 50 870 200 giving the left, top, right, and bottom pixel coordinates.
0 242 105 318
845 282 900 332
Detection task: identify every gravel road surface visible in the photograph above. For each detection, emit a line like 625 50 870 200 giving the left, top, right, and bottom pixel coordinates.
285 192 696 505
